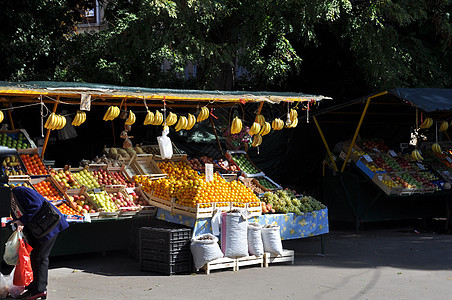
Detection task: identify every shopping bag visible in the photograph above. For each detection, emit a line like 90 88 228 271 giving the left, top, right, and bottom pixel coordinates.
3 230 21 266
13 238 33 287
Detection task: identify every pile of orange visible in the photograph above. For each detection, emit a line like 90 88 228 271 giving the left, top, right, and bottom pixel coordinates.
20 154 48 175
33 180 63 201
57 202 81 216
135 160 259 208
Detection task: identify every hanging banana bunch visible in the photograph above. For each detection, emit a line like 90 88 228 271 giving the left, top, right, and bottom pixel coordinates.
255 114 265 126
103 106 120 121
439 121 449 132
165 112 178 126
143 110 154 125
432 143 442 155
0 111 4 123
151 110 163 125
411 149 423 161
419 117 433 129
197 106 209 122
186 113 197 130
72 111 86 126
249 122 261 136
231 117 243 134
286 109 298 128
259 121 271 136
251 134 262 147
271 118 284 130
44 113 67 130
174 116 188 132
125 110 136 125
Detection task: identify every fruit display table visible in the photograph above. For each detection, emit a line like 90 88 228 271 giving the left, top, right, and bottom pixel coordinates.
155 208 329 240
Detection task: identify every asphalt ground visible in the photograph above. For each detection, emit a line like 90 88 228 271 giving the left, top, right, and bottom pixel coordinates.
5 220 452 299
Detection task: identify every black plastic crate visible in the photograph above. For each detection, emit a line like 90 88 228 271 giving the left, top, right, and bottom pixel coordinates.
140 238 190 252
140 227 192 242
140 248 191 264
140 259 191 275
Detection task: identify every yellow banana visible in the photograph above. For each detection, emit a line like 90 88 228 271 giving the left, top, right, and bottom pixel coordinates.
0 111 4 123
259 122 271 136
251 134 262 147
153 110 163 125
249 122 261 135
103 107 113 121
231 117 243 134
72 112 80 126
197 106 209 122
144 110 154 125
125 110 136 125
255 114 265 126
186 113 196 130
165 112 177 126
289 109 298 122
175 116 188 132
439 121 449 132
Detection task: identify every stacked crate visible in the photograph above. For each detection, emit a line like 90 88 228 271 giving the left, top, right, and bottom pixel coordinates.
139 227 192 275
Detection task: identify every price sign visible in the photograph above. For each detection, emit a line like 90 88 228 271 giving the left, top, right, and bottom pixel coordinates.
389 150 397 157
205 164 213 182
378 175 383 181
446 157 452 163
339 151 347 160
373 148 381 153
93 188 101 193
126 187 135 194
416 163 426 170
80 93 91 111
363 154 373 162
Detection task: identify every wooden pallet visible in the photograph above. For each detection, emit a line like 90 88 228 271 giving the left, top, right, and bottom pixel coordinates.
201 257 237 274
263 249 295 267
236 255 264 270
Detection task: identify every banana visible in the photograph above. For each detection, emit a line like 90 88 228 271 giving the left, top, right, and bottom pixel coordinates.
289 109 298 122
259 121 271 136
439 121 449 132
255 114 265 126
0 111 4 123
432 143 442 154
249 122 261 136
165 112 177 126
411 149 423 161
144 110 154 125
72 112 80 126
175 116 188 132
419 117 433 129
197 106 209 122
125 110 136 125
231 117 243 134
153 110 163 125
103 106 113 121
251 134 262 147
60 115 67 129
186 113 196 130
79 111 86 125
44 113 53 129
286 117 298 128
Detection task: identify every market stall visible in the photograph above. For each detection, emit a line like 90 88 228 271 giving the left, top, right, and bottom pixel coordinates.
312 89 452 231
0 81 332 273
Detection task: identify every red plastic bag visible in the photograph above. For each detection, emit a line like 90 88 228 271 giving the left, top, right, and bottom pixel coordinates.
13 238 33 287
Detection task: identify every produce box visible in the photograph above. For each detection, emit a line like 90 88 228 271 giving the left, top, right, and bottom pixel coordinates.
142 190 173 212
31 176 67 202
49 167 83 191
356 157 386 178
140 143 184 156
371 173 402 196
387 172 422 195
122 155 142 181
86 189 119 216
341 142 366 163
239 177 267 195
8 175 33 189
225 150 264 177
70 167 101 190
107 165 137 187
135 154 165 175
254 176 282 191
18 148 49 176
65 187 100 218
1 152 28 178
104 186 140 217
0 129 36 150
172 202 214 219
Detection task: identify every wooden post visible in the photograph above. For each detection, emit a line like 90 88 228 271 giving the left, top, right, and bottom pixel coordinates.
8 103 14 130
256 102 264 115
41 96 59 159
209 113 223 155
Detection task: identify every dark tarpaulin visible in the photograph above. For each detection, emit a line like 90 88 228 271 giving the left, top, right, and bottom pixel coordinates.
389 88 452 112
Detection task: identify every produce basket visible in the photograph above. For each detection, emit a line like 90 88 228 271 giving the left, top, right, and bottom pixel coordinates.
253 176 282 191
8 175 34 189
18 148 49 176
0 129 36 150
225 150 264 177
31 176 67 202
66 187 101 218
49 167 83 192
104 186 140 217
371 173 402 196
107 165 137 187
1 152 28 178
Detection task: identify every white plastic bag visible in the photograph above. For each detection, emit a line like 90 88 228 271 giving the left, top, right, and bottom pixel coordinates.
190 234 224 270
3 230 20 266
221 212 248 258
261 225 283 256
0 273 8 298
247 222 264 257
157 127 173 159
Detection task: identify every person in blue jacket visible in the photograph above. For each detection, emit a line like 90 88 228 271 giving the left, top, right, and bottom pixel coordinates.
11 186 69 300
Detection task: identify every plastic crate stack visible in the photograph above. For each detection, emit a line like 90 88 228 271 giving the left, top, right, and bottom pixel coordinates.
139 227 192 275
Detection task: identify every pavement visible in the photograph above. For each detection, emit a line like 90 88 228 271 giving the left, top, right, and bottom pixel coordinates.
9 221 452 299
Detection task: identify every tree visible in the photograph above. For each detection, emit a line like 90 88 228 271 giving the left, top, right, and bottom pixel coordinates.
0 0 91 81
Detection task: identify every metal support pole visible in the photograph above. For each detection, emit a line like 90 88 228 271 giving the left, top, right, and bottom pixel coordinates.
8 103 14 130
41 96 59 159
341 91 388 173
313 116 338 171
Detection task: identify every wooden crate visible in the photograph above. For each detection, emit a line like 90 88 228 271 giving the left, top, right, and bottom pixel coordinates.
263 249 295 267
0 129 37 149
123 155 142 181
135 154 164 175
225 150 264 177
104 186 140 217
246 202 262 217
30 176 67 202
371 173 402 196
18 148 50 176
213 202 231 214
236 255 264 270
143 190 173 212
172 202 214 219
201 257 237 274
